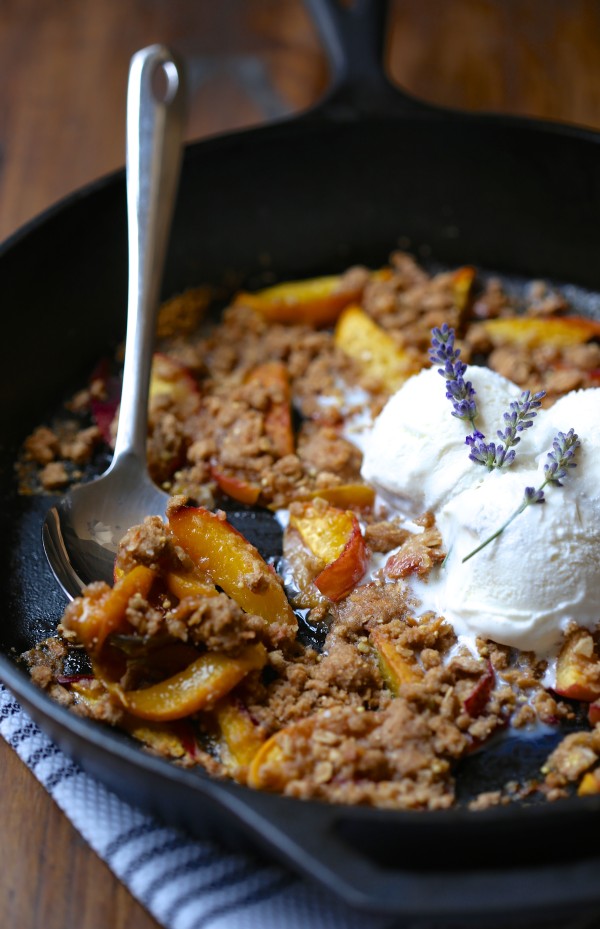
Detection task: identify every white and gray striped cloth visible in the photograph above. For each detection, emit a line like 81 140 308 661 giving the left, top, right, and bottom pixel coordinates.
1 683 394 929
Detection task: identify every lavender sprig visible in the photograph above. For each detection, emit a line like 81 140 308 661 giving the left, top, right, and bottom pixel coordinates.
544 428 580 485
465 435 514 470
462 429 580 562
465 390 545 470
429 324 478 429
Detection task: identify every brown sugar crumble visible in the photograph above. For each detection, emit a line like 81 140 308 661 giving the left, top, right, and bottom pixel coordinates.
20 254 600 810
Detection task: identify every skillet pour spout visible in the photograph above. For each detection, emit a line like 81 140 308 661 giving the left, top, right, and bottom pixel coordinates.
3 0 600 924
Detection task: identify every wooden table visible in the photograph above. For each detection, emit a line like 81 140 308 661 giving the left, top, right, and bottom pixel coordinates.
2 1 600 925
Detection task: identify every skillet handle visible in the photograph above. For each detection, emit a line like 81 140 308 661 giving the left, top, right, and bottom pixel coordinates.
219 786 600 922
304 0 440 119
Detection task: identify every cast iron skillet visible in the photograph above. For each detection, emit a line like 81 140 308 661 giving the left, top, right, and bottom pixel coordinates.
3 1 600 924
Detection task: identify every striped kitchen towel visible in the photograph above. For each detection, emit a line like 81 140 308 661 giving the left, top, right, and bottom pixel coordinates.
0 683 393 929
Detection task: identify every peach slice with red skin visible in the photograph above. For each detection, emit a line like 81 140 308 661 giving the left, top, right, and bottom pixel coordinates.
463 661 495 717
211 361 294 505
554 629 600 702
90 353 199 444
314 521 367 601
168 504 297 628
209 466 261 506
89 358 121 445
289 501 367 602
245 361 295 458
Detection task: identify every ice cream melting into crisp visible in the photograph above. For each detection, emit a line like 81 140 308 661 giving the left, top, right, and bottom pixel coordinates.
361 365 600 657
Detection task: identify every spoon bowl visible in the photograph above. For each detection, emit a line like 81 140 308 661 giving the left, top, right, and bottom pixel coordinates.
43 458 168 599
42 45 185 600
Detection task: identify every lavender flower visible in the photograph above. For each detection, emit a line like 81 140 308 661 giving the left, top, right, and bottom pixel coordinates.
498 390 544 444
543 429 580 486
466 390 545 470
429 324 478 428
523 485 545 505
462 428 581 562
466 435 516 470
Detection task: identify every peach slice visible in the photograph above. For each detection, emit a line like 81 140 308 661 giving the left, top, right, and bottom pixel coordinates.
115 561 217 604
116 643 267 722
289 501 367 601
149 352 200 407
578 770 600 796
482 316 600 349
463 661 495 717
123 720 198 760
214 697 266 774
164 568 218 601
370 626 423 694
246 732 289 792
71 674 200 758
91 353 200 443
63 564 156 654
233 274 364 327
246 361 295 458
210 361 294 505
313 522 366 602
89 358 121 445
209 466 261 506
554 629 600 702
452 265 476 313
168 505 297 627
589 701 600 726
334 305 423 391
293 483 375 510
247 717 317 791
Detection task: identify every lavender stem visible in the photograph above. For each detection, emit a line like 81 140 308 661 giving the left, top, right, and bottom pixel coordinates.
462 497 530 563
461 428 580 563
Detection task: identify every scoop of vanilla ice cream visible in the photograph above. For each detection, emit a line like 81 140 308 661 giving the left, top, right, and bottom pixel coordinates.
361 365 524 515
362 364 600 656
434 457 600 654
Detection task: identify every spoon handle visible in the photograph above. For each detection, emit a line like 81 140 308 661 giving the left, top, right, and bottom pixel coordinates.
112 44 187 464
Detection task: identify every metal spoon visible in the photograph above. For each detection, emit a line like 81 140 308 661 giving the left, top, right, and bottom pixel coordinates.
42 45 186 600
